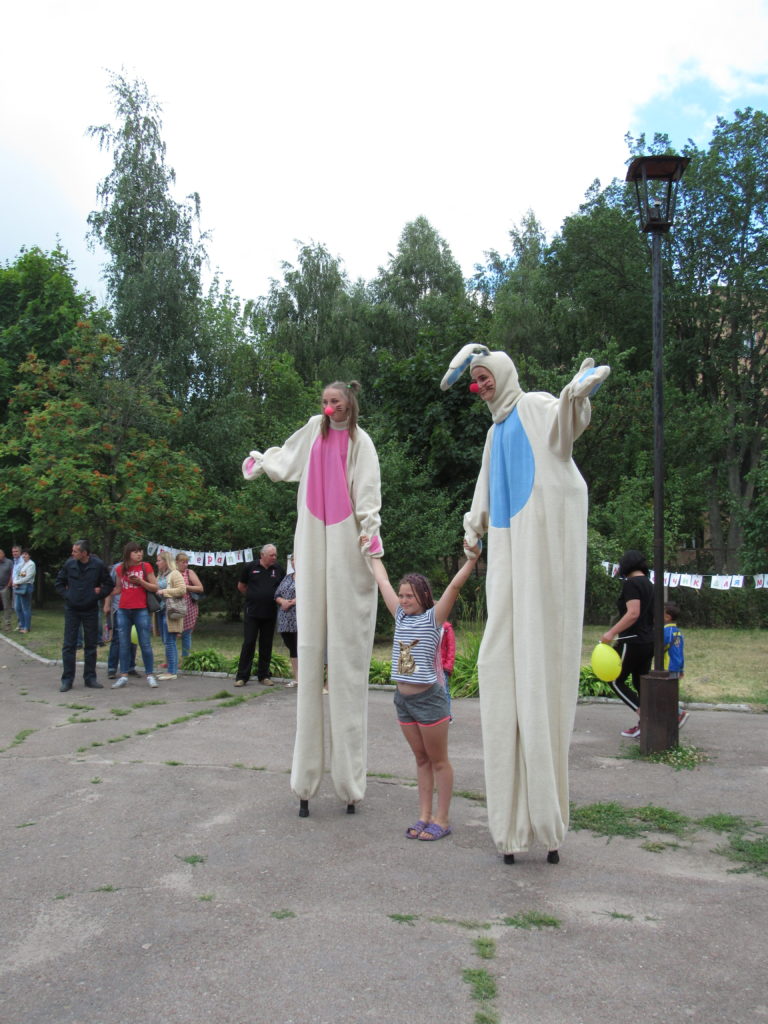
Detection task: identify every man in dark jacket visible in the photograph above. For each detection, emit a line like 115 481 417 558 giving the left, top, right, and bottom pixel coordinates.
234 544 285 686
55 540 113 692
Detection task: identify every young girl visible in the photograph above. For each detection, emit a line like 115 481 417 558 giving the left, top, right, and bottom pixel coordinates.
367 543 480 841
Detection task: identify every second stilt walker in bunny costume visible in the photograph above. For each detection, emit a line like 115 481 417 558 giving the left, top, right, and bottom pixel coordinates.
441 346 610 863
242 381 383 817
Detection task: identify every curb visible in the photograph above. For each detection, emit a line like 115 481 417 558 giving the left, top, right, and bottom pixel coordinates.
2 634 762 712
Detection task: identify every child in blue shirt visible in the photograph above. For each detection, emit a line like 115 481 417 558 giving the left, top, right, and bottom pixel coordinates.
664 601 689 728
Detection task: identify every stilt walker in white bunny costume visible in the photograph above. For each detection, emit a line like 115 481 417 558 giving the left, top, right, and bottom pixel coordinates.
441 346 610 863
242 380 383 818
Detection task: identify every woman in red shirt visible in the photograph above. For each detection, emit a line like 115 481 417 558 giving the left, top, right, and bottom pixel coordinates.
112 543 159 688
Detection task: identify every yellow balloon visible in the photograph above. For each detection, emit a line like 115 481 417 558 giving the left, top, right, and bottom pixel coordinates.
130 625 139 645
591 642 621 682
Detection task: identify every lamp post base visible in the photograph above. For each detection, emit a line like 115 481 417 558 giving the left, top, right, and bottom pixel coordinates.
639 670 679 754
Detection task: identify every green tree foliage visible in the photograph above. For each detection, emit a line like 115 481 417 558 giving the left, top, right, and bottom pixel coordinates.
371 216 474 361
259 242 372 385
87 73 206 402
0 325 208 563
0 246 102 418
665 109 768 570
172 277 316 490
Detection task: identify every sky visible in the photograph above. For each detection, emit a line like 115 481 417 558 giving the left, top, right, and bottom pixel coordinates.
2 0 768 307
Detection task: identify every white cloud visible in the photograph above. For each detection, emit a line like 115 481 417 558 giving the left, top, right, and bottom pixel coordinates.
2 0 767 302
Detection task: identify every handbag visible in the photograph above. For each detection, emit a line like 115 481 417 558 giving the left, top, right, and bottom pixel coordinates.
142 563 161 613
164 594 187 619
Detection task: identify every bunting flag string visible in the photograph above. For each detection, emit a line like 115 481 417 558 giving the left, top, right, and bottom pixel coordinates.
144 541 255 568
601 562 765 590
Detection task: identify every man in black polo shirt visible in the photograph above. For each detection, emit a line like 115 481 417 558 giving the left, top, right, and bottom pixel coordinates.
55 539 114 692
234 544 285 686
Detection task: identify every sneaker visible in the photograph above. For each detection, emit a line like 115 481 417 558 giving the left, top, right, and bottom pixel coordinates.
260 677 274 686
621 723 641 738
678 710 690 728
85 681 104 689
234 679 246 687
127 668 142 677
147 675 159 688
112 676 128 689
157 673 177 681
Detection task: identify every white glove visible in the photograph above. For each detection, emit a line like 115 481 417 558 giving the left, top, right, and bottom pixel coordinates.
242 451 264 481
569 358 611 399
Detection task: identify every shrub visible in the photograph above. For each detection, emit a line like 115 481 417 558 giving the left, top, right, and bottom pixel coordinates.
450 631 482 698
224 652 292 678
578 664 615 698
369 658 393 686
182 649 228 673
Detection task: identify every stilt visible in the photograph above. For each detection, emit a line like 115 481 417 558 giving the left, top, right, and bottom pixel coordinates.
503 853 515 865
299 799 309 818
346 803 355 814
547 849 559 864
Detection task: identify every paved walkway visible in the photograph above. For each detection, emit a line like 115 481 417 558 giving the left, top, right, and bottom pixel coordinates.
0 639 765 1024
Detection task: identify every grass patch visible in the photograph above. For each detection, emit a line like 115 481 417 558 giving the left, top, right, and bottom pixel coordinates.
271 909 296 919
165 760 183 766
454 790 487 804
16 821 36 828
462 967 497 1003
602 911 633 920
54 893 71 900
92 884 118 892
632 805 691 837
7 728 36 749
90 777 102 784
474 1011 500 1024
178 854 206 866
473 937 496 959
430 917 491 930
622 743 710 771
502 911 561 930
198 893 215 902
697 813 755 833
64 703 95 711
571 802 692 840
389 913 418 926
110 707 132 717
716 833 768 876
131 700 167 708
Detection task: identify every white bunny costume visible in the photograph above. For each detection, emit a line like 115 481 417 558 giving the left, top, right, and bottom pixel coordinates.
441 346 610 857
242 414 383 809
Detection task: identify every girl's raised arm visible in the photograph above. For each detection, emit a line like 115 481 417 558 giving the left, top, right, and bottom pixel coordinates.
364 545 399 618
434 543 481 627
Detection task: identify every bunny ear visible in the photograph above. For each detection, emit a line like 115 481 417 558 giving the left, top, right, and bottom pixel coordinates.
440 344 490 390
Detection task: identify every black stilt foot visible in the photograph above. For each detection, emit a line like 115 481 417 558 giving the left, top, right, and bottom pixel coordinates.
299 799 309 818
547 849 559 864
503 853 515 865
346 803 355 814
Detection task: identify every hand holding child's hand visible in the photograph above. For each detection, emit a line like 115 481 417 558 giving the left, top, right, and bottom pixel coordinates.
463 540 482 560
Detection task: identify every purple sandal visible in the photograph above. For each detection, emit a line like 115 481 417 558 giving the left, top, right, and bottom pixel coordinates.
418 822 452 841
405 820 429 839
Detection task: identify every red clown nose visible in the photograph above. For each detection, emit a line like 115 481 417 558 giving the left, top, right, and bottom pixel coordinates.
469 381 480 394
324 405 334 416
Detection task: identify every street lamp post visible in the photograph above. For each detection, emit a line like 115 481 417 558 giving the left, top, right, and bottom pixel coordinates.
625 154 689 754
